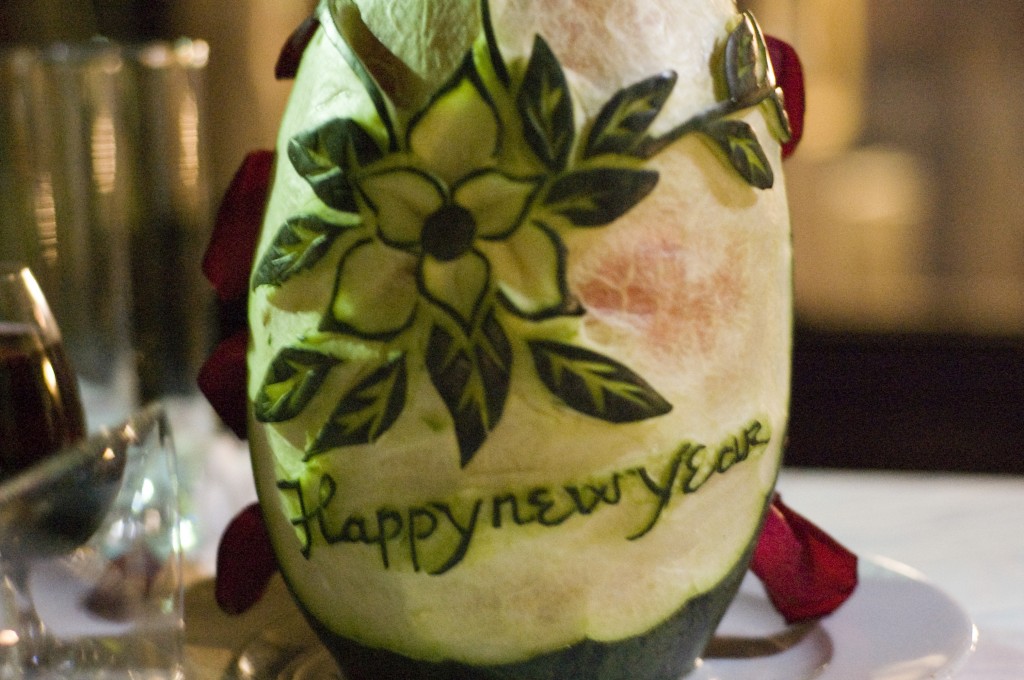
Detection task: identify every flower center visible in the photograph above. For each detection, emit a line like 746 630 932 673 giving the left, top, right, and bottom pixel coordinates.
421 204 477 262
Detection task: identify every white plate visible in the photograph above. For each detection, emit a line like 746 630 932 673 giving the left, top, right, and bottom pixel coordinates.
211 555 977 679
693 555 978 680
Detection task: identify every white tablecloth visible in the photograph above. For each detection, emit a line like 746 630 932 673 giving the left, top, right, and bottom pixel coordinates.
777 469 1024 679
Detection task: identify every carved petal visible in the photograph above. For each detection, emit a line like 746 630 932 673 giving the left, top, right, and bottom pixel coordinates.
454 169 539 240
324 239 419 339
483 221 573 320
408 55 500 185
419 249 490 328
359 166 445 250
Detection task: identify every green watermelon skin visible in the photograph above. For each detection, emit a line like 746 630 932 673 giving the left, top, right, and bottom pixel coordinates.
300 538 754 680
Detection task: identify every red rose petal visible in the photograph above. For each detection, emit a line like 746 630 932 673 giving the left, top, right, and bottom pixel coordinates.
215 503 279 615
197 329 250 440
215 296 249 349
276 14 320 80
751 494 858 624
765 36 805 158
203 150 274 303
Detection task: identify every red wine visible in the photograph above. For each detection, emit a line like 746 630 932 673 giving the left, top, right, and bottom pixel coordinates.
0 323 86 480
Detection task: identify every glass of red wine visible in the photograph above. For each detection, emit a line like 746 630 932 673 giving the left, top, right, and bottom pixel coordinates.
0 263 86 488
0 264 183 677
0 262 86 664
0 403 184 677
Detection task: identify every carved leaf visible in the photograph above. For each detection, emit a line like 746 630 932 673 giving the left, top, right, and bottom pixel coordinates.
584 72 677 158
254 348 340 423
307 356 408 457
288 118 382 212
425 311 512 467
517 35 575 170
252 215 348 289
544 167 659 226
528 340 672 423
725 14 763 104
700 119 774 190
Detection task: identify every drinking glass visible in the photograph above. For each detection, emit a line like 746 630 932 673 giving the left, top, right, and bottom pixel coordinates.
0 263 85 480
0 262 87 664
0 403 184 678
0 264 182 676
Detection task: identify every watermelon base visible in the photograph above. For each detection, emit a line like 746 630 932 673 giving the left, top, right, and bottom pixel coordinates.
303 547 752 680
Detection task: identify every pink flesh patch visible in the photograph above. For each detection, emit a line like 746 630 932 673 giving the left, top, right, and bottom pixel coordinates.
573 227 745 362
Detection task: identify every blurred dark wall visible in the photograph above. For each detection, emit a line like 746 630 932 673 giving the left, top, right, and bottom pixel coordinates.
788 327 1024 474
92 0 174 41
0 0 181 44
0 0 98 45
742 1 1024 475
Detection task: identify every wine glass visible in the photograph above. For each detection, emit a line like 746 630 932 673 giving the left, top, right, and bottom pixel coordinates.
0 404 184 678
0 262 86 667
0 263 85 478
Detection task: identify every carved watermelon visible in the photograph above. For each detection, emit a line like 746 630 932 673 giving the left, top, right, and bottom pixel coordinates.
245 0 794 677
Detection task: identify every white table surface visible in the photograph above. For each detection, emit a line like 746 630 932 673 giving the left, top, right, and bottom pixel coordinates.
777 468 1024 680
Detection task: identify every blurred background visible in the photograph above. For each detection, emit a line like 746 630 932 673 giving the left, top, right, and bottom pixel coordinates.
740 0 1024 474
2 0 1022 474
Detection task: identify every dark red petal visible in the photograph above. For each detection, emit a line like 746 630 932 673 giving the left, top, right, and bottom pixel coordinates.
203 150 274 303
751 494 858 624
765 36 805 158
197 329 250 440
276 14 320 80
215 296 249 349
215 503 279 615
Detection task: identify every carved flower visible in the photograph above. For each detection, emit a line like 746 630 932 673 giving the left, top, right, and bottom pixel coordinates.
325 77 565 337
247 4 794 468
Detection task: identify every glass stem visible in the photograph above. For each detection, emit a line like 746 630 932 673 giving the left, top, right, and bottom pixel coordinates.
2 560 49 669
